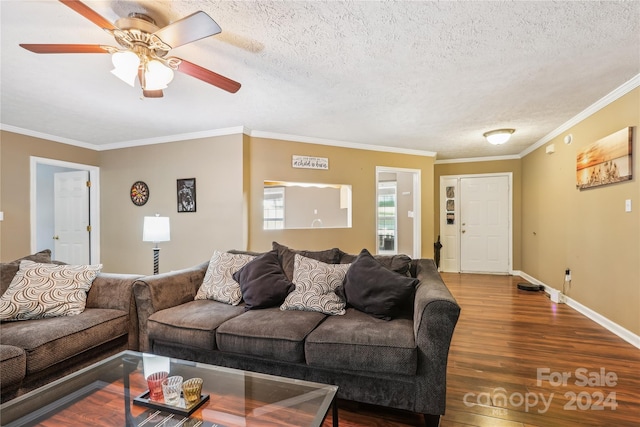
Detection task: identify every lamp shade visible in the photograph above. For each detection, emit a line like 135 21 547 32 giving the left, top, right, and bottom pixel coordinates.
483 129 515 145
145 60 174 90
143 216 170 242
111 51 140 87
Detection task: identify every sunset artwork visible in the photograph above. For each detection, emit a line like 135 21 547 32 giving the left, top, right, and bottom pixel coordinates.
576 127 633 190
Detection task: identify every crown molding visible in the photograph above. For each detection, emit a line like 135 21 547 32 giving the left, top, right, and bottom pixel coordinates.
0 124 96 150
249 130 437 157
435 155 521 165
3 73 637 159
519 73 640 158
94 126 247 151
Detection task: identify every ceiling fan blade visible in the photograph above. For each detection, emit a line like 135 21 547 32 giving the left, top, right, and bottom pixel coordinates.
153 11 221 49
20 44 110 54
59 0 117 30
175 58 241 93
143 90 164 98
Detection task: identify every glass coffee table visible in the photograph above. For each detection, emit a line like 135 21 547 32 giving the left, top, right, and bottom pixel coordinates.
0 351 338 427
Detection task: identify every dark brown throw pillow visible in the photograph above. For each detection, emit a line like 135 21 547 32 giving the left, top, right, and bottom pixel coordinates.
338 249 412 276
272 242 341 281
336 248 418 320
233 250 295 310
1 249 52 296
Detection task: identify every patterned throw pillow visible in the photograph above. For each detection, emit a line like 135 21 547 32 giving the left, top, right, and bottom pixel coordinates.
0 260 102 321
280 254 351 315
1 249 52 295
195 251 256 305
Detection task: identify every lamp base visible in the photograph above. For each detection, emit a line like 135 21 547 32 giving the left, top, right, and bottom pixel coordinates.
153 247 160 275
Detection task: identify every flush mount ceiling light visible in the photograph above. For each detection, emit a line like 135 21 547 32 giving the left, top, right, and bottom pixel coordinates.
483 129 515 145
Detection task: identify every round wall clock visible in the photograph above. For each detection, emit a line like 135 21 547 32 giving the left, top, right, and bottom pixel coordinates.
130 181 149 206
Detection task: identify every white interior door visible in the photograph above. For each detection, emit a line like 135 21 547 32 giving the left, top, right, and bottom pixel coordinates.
460 176 509 273
54 171 90 264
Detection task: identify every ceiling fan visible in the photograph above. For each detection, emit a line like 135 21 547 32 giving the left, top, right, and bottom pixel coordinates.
20 0 241 97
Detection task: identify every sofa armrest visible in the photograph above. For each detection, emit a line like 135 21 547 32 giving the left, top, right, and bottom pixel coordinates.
86 273 143 351
133 261 208 352
412 259 461 414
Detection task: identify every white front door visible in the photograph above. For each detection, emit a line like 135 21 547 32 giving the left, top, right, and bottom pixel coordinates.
460 176 509 273
54 171 90 264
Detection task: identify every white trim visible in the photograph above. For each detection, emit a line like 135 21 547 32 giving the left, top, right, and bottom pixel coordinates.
519 73 640 158
3 74 637 159
1 124 96 150
250 130 437 157
30 157 101 264
435 155 521 165
94 126 246 151
517 271 640 349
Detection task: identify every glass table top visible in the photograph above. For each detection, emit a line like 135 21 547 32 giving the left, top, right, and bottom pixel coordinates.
0 351 337 427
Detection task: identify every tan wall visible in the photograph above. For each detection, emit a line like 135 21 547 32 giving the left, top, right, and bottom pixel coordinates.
521 88 640 335
248 137 435 256
0 131 99 262
434 159 523 270
98 134 246 274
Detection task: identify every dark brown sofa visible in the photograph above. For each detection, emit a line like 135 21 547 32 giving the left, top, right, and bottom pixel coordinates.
0 251 141 402
133 248 460 426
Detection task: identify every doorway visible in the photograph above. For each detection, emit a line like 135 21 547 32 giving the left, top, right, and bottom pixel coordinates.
30 157 100 264
439 173 511 273
375 167 421 258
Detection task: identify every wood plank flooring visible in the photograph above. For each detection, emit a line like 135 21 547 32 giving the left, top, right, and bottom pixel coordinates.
322 273 640 427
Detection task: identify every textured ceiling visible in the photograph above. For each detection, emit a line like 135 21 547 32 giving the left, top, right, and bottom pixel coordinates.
1 0 639 160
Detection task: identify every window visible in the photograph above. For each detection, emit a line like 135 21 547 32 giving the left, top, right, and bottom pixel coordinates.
263 187 285 229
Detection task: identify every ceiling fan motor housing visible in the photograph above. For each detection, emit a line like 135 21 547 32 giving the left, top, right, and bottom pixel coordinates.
112 15 170 57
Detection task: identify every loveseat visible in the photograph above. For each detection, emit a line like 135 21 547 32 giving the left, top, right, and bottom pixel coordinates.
0 250 141 402
133 243 460 425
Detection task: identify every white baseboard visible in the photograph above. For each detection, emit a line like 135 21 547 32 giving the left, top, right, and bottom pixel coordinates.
514 270 640 349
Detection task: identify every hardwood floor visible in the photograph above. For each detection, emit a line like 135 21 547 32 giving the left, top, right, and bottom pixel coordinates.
323 273 640 427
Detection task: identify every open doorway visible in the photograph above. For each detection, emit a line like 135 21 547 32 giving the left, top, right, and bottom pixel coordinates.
375 167 421 258
30 157 100 264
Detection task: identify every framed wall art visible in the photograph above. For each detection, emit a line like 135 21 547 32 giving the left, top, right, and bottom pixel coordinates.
177 178 196 213
576 127 633 190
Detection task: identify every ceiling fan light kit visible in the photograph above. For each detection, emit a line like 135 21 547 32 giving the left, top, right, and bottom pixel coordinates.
20 0 241 97
483 128 516 145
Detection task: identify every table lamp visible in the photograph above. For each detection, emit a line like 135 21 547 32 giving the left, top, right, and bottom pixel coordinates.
142 214 170 275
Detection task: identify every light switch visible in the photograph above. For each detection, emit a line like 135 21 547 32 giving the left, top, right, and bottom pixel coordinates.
0 211 3 221
625 199 632 212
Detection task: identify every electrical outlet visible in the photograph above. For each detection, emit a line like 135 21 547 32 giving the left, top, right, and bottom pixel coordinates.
565 268 571 282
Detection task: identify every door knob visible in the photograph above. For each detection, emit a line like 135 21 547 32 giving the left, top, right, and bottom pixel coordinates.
461 230 466 234
53 235 59 240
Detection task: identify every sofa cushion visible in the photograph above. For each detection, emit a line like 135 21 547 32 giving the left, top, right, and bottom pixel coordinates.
1 250 52 296
0 345 26 388
305 308 417 375
148 300 246 351
195 251 256 305
272 242 341 281
0 308 128 374
0 261 102 321
232 250 294 310
216 308 326 363
336 249 418 320
339 249 413 276
280 255 350 316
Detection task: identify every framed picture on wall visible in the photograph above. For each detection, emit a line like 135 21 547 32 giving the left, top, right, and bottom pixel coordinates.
177 178 196 213
576 127 633 190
